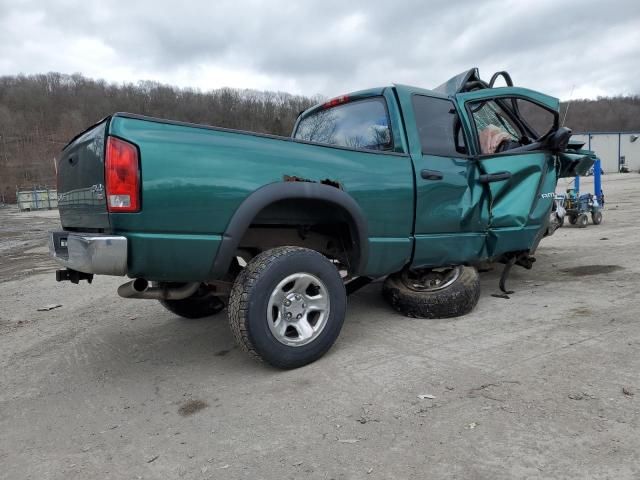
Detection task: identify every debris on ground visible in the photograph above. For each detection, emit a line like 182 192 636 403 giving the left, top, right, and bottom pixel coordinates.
338 438 359 444
357 405 379 424
98 424 120 434
491 293 510 299
622 387 634 396
418 394 436 400
568 392 595 400
37 303 62 311
468 381 520 402
465 422 478 429
147 455 159 464
178 399 208 416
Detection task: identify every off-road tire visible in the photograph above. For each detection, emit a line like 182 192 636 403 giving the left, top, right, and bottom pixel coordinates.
228 246 346 369
382 266 480 319
591 210 603 225
159 284 226 319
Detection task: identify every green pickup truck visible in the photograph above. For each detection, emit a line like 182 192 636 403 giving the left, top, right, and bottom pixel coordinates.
50 69 594 368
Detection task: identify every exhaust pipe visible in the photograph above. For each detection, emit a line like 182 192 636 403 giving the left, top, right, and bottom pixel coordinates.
118 278 200 300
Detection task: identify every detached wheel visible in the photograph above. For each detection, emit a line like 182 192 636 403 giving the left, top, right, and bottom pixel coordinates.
591 210 603 225
228 246 346 369
577 214 589 228
159 284 226 319
382 266 480 319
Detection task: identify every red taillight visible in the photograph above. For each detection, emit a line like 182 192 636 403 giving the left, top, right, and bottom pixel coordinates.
105 136 140 212
322 95 349 109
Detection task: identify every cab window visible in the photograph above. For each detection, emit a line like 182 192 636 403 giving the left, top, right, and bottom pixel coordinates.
515 98 556 138
294 98 392 151
412 95 467 156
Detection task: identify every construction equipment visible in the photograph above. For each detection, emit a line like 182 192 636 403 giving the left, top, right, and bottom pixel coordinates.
565 157 604 227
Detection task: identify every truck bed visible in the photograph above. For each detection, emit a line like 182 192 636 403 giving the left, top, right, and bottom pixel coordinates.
56 112 416 281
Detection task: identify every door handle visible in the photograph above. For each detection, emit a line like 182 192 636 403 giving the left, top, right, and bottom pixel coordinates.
421 169 443 181
479 171 512 183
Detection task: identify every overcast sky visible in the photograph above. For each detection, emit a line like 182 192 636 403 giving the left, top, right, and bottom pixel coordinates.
1 0 639 100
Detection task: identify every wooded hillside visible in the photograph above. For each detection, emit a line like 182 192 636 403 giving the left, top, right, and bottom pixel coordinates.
560 96 640 132
0 73 317 202
1 72 639 203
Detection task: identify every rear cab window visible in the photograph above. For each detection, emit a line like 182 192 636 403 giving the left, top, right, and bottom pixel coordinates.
294 97 392 151
412 95 467 156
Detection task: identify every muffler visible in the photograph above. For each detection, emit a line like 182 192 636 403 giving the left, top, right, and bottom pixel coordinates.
117 278 200 300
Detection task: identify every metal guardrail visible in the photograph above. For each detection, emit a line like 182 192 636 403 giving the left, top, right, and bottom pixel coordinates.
16 187 58 211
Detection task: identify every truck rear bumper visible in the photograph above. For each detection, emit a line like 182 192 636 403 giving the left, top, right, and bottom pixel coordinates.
49 231 128 276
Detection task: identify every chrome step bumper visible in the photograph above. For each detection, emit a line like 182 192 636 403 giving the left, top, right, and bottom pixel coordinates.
49 231 127 276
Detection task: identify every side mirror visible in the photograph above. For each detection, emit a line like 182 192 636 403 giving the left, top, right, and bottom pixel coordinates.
546 127 572 152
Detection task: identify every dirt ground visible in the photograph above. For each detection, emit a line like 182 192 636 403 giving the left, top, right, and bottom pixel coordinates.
1 174 639 479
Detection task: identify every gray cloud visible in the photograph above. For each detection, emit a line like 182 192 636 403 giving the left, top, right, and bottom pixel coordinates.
0 0 639 99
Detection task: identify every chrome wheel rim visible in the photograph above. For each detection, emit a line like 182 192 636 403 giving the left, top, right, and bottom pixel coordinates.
400 266 463 292
267 272 330 347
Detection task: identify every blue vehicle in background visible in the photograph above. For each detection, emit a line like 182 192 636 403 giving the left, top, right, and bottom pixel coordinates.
559 140 604 227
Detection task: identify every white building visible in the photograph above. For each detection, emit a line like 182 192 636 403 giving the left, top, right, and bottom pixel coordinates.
571 132 640 173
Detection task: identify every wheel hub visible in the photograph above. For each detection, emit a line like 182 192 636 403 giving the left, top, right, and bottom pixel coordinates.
400 266 463 292
267 272 330 347
282 293 307 320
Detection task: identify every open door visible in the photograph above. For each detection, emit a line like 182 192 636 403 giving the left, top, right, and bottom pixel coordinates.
455 87 561 257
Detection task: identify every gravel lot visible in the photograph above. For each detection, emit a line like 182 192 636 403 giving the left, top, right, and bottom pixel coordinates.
1 174 639 479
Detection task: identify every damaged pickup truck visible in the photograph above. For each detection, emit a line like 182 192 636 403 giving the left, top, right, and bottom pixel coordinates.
50 69 594 368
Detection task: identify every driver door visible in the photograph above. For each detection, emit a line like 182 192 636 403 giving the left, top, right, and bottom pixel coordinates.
455 87 560 257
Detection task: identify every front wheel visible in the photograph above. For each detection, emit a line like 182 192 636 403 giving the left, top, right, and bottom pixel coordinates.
228 246 346 369
382 266 480 319
558 215 565 228
577 214 589 228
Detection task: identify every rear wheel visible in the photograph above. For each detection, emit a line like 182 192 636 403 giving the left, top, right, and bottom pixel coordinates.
382 266 480 319
568 215 578 225
591 210 603 225
228 246 346 369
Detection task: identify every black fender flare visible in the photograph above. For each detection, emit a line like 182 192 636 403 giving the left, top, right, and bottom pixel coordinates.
210 182 369 278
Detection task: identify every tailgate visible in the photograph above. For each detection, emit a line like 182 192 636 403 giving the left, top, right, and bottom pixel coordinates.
57 119 110 230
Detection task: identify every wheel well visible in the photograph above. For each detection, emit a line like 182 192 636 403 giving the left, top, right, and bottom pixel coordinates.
237 198 360 272
209 182 369 279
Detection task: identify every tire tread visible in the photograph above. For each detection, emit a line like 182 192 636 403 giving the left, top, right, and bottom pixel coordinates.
228 246 326 365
